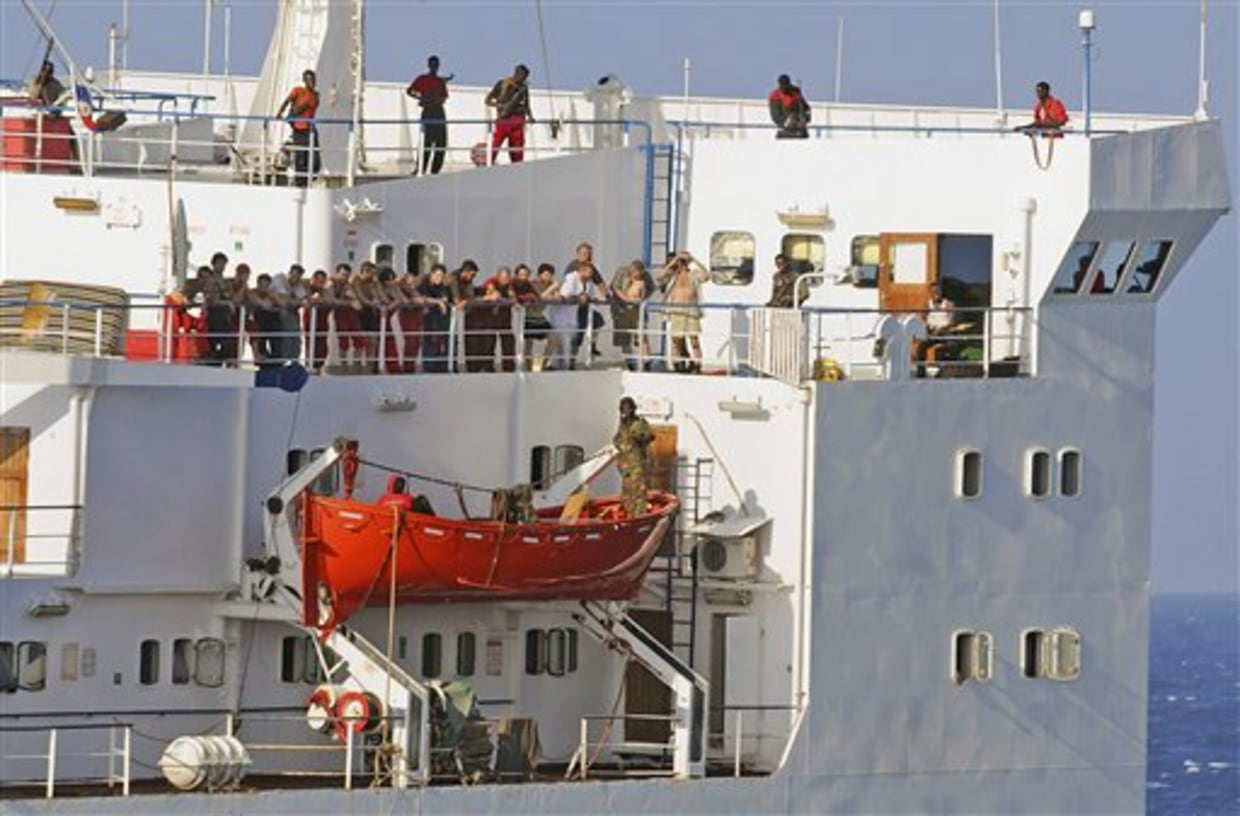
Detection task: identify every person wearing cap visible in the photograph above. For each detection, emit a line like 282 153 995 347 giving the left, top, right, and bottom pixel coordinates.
485 64 533 164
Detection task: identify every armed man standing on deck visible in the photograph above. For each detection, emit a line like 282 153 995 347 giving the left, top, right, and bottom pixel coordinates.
485 64 533 164
614 397 653 518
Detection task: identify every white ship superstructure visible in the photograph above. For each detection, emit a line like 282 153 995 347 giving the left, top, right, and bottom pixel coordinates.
0 2 1231 813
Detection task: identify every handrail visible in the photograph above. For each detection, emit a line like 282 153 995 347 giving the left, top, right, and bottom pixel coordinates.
0 724 131 798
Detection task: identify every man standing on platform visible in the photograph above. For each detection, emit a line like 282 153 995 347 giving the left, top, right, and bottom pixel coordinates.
406 55 451 175
613 397 653 518
276 69 321 187
485 64 533 164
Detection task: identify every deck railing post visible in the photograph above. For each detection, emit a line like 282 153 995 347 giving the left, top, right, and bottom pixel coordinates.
122 726 131 796
514 305 526 372
344 723 355 790
378 307 388 371
578 718 589 780
94 309 104 356
45 727 57 799
734 710 743 778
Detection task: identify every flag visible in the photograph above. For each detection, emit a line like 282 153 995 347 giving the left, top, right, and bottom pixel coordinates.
73 80 99 132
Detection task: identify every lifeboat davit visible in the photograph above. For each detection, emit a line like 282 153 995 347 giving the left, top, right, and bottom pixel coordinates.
300 491 678 630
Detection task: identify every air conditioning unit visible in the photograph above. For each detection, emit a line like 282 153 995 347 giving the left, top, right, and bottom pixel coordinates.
698 536 760 580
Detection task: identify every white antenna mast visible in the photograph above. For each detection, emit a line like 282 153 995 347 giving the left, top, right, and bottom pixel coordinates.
1194 0 1209 119
834 17 844 103
992 0 1005 121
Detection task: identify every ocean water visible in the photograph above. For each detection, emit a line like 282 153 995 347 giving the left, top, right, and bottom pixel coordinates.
1148 594 1240 815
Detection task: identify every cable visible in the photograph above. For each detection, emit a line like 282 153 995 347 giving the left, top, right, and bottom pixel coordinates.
533 0 558 123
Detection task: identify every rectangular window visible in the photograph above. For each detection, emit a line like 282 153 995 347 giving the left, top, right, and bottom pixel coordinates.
553 445 584 480
280 635 304 683
951 630 992 685
781 234 825 286
567 629 579 673
1027 449 1051 498
80 647 96 679
956 450 983 499
456 632 476 677
172 638 194 685
849 235 880 288
421 633 442 678
286 448 308 477
0 641 15 692
530 446 553 491
139 640 160 686
524 629 545 676
406 243 443 278
1059 449 1082 497
1123 240 1172 294
1051 241 1100 294
1021 628 1082 680
546 629 567 677
373 244 395 267
397 635 408 661
195 638 226 688
709 231 756 286
1021 630 1044 678
18 642 47 691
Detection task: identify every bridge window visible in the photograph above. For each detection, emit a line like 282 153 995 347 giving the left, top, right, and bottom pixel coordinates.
1026 449 1052 498
1123 240 1172 294
1059 449 1082 497
781 234 825 285
139 639 160 686
524 629 546 675
951 630 992 685
525 628 579 677
1087 242 1136 295
1051 241 1100 294
406 243 443 278
422 633 443 678
849 235 879 288
956 449 983 499
709 231 755 286
280 635 305 683
0 642 14 692
457 632 476 677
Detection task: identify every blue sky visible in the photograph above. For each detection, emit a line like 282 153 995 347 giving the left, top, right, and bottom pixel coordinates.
2 0 1237 593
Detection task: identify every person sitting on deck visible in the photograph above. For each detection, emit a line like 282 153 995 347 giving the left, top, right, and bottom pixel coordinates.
1016 81 1069 137
378 475 414 511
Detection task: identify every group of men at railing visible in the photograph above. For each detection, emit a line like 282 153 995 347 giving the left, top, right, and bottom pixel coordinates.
171 242 716 375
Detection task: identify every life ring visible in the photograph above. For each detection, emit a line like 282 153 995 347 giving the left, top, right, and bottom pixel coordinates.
334 690 382 740
305 684 340 734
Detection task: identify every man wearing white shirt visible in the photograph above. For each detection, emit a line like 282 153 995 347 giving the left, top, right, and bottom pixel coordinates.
548 262 601 370
270 264 309 363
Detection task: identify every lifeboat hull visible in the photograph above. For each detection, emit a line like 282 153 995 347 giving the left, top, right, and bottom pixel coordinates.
300 492 677 629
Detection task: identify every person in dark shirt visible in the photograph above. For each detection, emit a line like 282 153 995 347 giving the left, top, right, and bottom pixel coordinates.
768 74 810 139
416 264 452 373
406 55 452 175
485 64 533 164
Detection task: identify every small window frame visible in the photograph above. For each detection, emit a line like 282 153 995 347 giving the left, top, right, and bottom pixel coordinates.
524 629 546 676
194 638 226 688
1051 240 1101 295
849 235 880 289
406 242 444 279
1026 448 1052 499
950 630 993 685
139 639 160 687
780 233 826 288
708 231 756 286
955 449 983 500
373 243 395 268
0 641 16 693
172 638 195 686
421 633 443 679
1085 241 1137 295
456 632 476 678
1118 239 1173 295
552 445 585 481
1058 448 1082 498
530 445 553 491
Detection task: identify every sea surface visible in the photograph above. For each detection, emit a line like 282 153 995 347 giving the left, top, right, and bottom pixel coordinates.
1147 594 1239 815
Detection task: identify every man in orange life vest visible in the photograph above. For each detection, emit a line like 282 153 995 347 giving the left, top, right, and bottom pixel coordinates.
1017 81 1069 137
277 69 321 187
768 74 810 139
378 475 414 512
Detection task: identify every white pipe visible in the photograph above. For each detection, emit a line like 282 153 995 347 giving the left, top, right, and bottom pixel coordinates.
223 4 232 79
834 17 844 103
992 0 1005 121
793 384 814 717
107 24 118 87
121 0 130 72
1195 0 1209 119
202 0 213 77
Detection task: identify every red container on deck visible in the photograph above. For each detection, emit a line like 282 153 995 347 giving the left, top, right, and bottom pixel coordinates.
2 116 75 174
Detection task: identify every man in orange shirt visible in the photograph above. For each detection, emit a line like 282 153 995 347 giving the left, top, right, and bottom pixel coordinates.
406 55 452 175
768 74 811 139
277 69 321 187
1018 81 1068 136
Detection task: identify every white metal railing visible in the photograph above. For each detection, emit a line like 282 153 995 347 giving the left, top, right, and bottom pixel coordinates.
707 704 801 778
2 504 81 579
0 298 1034 383
0 724 131 798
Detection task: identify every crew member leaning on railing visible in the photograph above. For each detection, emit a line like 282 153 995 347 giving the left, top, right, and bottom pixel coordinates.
305 269 334 372
416 264 452 373
397 271 425 373
331 264 364 372
377 266 408 375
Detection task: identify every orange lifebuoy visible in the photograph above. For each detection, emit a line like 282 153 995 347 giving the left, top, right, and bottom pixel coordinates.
334 690 382 740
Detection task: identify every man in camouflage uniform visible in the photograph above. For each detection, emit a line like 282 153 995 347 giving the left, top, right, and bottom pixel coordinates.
766 254 803 308
613 397 653 517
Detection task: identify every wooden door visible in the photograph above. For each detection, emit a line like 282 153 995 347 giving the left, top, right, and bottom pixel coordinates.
878 233 939 313
646 425 678 492
624 608 672 745
0 427 30 565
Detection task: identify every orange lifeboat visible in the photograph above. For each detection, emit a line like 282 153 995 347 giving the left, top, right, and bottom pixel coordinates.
299 489 678 631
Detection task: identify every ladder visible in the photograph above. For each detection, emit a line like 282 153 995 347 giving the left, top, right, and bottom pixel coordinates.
661 457 713 668
646 145 677 264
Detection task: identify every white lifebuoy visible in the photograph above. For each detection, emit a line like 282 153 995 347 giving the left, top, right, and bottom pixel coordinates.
306 684 341 734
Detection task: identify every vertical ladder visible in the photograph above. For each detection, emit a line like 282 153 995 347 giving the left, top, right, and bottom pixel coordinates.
647 145 676 264
663 457 713 669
